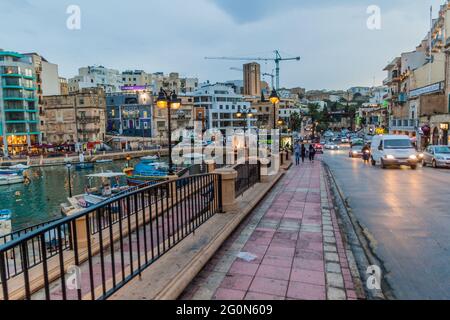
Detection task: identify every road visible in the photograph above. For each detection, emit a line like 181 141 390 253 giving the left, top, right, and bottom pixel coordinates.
323 147 450 300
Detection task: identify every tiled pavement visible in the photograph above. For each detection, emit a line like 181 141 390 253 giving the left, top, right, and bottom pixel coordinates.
181 159 360 300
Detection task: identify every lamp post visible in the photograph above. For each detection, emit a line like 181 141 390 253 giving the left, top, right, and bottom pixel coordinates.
235 106 255 148
269 89 280 151
156 88 181 175
65 162 73 198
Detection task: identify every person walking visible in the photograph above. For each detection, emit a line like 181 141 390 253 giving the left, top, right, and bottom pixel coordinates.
294 141 301 166
301 143 306 163
309 144 316 163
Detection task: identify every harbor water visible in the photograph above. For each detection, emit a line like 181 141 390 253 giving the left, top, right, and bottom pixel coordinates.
0 159 140 231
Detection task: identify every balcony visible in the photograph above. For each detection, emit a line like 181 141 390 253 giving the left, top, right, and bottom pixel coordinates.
77 128 101 134
77 116 101 124
390 119 418 131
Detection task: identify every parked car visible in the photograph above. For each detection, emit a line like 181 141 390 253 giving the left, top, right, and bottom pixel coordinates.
324 143 339 150
370 135 419 169
422 145 450 168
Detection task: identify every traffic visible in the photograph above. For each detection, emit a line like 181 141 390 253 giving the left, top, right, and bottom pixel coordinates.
320 129 448 171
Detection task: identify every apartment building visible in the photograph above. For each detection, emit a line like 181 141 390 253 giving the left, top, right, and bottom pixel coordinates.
68 66 123 94
42 88 106 146
193 83 255 134
243 62 261 96
0 50 39 156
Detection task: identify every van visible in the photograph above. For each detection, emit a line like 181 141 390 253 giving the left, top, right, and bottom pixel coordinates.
370 135 419 169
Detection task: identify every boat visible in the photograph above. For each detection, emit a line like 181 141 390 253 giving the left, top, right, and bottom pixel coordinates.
9 164 30 170
125 158 169 186
96 159 113 164
0 173 25 186
0 209 12 237
61 172 131 215
0 168 22 175
75 162 95 170
140 155 159 161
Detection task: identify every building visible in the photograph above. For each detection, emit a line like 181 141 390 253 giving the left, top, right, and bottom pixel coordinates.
68 66 123 94
243 62 261 96
151 72 198 94
24 53 61 143
59 77 69 95
193 83 254 133
121 70 152 89
152 93 195 139
42 88 106 147
225 80 244 95
106 90 152 138
0 50 39 156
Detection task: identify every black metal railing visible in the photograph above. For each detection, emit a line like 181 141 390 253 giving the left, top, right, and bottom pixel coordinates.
234 162 261 198
0 173 222 300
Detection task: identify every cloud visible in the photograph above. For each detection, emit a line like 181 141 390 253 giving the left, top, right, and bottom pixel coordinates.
0 0 445 90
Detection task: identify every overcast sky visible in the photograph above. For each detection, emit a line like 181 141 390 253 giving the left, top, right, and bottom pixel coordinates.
0 0 444 90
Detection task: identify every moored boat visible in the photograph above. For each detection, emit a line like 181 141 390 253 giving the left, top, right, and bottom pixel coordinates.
0 209 12 237
0 173 25 186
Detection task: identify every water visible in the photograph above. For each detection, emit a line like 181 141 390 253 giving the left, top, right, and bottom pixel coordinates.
0 159 140 231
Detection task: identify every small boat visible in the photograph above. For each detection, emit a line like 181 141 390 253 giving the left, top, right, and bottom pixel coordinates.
96 159 113 164
0 209 12 237
0 168 22 175
0 174 25 186
75 163 95 170
9 164 30 170
141 155 159 161
125 158 169 186
61 172 131 215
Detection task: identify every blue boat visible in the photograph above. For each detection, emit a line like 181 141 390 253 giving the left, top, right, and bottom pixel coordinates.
125 157 169 186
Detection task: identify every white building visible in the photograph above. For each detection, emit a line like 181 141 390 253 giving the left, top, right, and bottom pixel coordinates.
193 83 255 133
369 86 389 105
68 66 123 93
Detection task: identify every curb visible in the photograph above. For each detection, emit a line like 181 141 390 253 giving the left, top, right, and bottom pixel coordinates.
323 162 391 300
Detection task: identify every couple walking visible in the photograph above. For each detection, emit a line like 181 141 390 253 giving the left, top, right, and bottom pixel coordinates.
294 141 316 166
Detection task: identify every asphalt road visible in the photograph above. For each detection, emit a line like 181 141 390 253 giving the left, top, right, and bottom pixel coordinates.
323 147 450 300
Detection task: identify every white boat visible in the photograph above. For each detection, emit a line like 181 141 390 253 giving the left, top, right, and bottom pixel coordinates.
96 159 113 163
0 209 12 238
61 172 130 215
141 155 159 161
0 174 25 186
9 164 30 170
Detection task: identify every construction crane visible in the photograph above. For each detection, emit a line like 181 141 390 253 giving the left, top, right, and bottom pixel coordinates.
229 67 276 89
205 50 300 90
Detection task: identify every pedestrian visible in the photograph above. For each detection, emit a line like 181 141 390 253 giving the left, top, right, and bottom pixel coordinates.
309 144 316 162
294 141 301 166
301 143 306 163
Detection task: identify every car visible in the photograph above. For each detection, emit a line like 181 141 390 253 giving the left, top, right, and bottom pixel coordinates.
314 143 324 154
324 143 339 150
349 145 364 158
422 145 450 168
341 137 350 144
370 135 419 169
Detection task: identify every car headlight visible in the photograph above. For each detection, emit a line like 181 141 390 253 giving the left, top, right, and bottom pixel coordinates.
409 155 417 160
386 155 395 160
353 151 358 154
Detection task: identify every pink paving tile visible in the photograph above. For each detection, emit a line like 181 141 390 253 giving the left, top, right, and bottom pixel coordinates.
255 265 291 281
293 258 324 272
242 244 269 255
249 277 289 297
295 249 324 261
287 281 326 300
220 274 254 291
245 292 285 300
270 238 297 248
261 255 293 268
229 261 259 276
266 246 296 258
290 268 326 286
214 288 246 300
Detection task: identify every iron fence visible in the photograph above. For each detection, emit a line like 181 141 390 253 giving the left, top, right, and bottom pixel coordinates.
0 173 222 300
234 162 261 198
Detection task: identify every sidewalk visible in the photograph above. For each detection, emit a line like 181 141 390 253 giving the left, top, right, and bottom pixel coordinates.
181 158 361 300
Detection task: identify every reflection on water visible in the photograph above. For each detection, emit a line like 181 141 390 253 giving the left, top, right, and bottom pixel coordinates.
0 160 139 231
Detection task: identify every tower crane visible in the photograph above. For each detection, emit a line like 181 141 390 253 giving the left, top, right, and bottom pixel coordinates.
205 50 300 90
229 67 276 89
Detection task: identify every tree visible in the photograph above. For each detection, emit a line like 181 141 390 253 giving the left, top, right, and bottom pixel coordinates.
290 111 302 132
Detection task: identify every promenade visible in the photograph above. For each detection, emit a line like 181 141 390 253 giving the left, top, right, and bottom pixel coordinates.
181 159 362 300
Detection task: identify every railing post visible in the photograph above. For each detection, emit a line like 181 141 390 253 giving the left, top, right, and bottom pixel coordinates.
213 168 238 212
69 213 89 250
205 159 216 173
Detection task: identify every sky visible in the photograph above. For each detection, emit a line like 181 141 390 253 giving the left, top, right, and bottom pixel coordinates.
0 0 445 91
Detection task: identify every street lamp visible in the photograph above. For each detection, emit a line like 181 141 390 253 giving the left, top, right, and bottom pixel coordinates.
65 162 73 198
156 88 181 175
235 107 255 149
269 89 280 130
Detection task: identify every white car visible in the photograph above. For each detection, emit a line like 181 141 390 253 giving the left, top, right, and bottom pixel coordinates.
370 135 419 169
324 143 339 150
